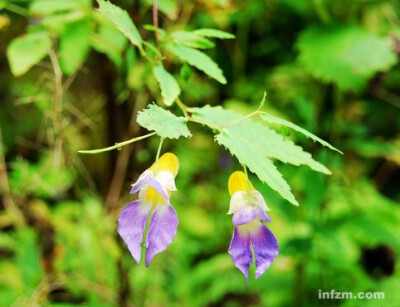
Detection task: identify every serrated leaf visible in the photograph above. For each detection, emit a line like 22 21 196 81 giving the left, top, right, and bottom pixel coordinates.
7 32 51 76
168 43 226 84
192 106 333 205
153 64 181 107
137 104 191 139
97 0 142 49
194 28 235 39
217 129 299 206
172 31 215 49
260 112 343 154
297 25 397 91
59 19 90 75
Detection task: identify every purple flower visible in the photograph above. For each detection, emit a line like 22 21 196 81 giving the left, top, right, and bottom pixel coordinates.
227 171 279 282
118 153 179 266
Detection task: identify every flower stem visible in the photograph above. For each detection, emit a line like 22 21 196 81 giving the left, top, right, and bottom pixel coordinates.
78 132 156 154
153 137 164 172
243 164 252 197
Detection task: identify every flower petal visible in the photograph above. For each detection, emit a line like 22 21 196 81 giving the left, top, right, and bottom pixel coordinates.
147 176 170 200
145 204 178 266
130 171 152 194
228 228 252 283
250 223 279 279
232 205 258 226
228 191 247 215
255 207 271 223
155 171 177 191
117 200 151 263
251 190 270 212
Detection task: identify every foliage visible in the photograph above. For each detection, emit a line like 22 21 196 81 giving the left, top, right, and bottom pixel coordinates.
137 104 191 139
153 64 180 106
7 32 51 76
0 0 399 306
191 105 331 206
297 24 397 91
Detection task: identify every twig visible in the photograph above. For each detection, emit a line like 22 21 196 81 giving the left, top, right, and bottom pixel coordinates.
0 128 25 227
153 0 159 46
48 48 64 170
78 132 156 154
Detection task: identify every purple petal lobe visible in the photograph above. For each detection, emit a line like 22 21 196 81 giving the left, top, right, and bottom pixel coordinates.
147 176 170 200
117 200 151 263
228 228 252 283
232 206 257 226
256 207 271 223
145 204 178 266
250 223 279 279
130 172 151 194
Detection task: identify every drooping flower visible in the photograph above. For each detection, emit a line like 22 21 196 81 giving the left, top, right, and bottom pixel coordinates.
118 152 179 266
227 171 279 282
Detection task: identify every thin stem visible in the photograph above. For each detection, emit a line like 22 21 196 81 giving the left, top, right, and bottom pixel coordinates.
0 128 25 227
49 48 64 170
187 117 223 129
78 132 156 154
243 164 251 196
176 97 189 117
153 0 159 46
223 109 259 127
222 92 266 127
153 137 164 173
311 0 331 24
5 3 29 16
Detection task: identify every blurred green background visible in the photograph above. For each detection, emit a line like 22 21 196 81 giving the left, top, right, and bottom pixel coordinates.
0 0 400 306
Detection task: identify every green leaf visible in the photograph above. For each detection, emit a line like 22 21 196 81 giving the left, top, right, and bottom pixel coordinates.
59 19 91 75
15 228 43 287
172 31 215 49
30 0 87 15
168 43 226 84
97 0 142 49
297 25 397 91
0 0 6 10
194 28 235 39
153 64 181 107
137 104 191 139
7 32 51 76
260 112 343 154
90 13 127 68
192 106 333 206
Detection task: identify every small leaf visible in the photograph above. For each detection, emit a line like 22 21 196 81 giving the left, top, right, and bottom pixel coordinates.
97 0 142 49
260 112 343 154
194 28 235 39
137 104 191 139
180 62 192 80
30 0 85 15
153 64 181 107
90 13 127 67
172 31 215 49
7 32 51 76
59 19 91 75
168 43 226 84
